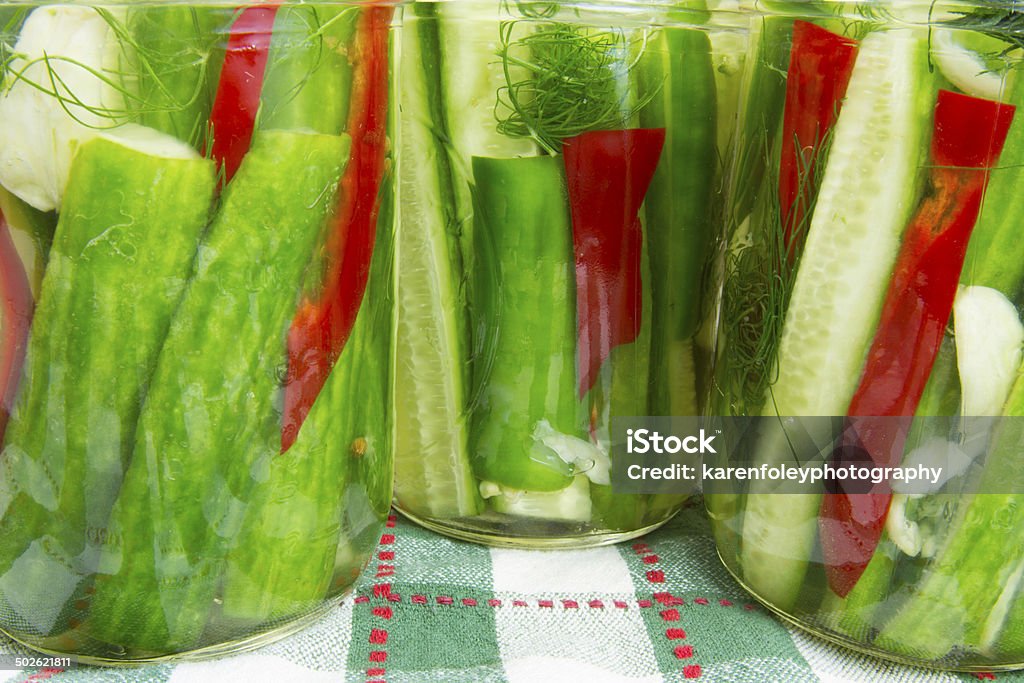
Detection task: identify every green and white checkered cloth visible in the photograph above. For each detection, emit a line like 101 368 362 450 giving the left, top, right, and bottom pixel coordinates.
2 500 1020 682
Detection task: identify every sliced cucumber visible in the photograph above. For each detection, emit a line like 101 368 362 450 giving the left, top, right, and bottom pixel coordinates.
437 3 538 163
741 28 936 611
981 557 1024 653
737 416 835 609
436 2 540 283
483 474 592 523
393 6 481 519
767 28 934 417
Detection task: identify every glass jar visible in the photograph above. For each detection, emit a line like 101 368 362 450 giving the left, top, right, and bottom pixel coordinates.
709 0 1024 670
394 0 746 547
0 1 396 663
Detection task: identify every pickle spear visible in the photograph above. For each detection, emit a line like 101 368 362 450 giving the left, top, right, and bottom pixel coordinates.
86 130 348 654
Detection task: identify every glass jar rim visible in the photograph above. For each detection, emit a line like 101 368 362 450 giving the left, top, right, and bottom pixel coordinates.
0 0 407 5
418 0 748 28
741 0 1024 23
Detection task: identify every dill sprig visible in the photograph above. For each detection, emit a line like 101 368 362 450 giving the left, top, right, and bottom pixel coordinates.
106 6 223 147
946 0 1024 54
495 20 652 154
1 52 136 130
719 123 836 416
0 6 338 151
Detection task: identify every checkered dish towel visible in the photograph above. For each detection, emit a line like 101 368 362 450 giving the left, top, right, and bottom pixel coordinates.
2 501 1021 683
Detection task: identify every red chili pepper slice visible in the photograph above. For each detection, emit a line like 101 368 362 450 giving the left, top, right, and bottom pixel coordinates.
0 211 34 440
778 20 858 264
281 5 393 452
821 89 1016 598
208 4 279 184
563 127 666 397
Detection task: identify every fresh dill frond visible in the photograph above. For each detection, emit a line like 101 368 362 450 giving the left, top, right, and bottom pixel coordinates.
1 8 202 132
946 0 1024 55
720 121 836 416
3 52 136 130
720 166 788 416
852 2 897 22
495 19 653 154
1 6 234 148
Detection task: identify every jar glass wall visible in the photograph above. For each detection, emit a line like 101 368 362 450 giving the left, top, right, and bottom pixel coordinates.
0 2 397 663
709 0 1024 670
394 0 747 547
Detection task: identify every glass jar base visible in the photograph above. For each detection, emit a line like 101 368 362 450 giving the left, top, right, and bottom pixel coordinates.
0 593 350 667
394 505 679 549
716 549 1024 673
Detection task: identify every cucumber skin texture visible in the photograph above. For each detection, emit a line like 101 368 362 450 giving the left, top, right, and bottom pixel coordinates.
877 374 1024 659
651 26 720 417
0 137 216 627
638 25 718 359
335 172 396 588
589 169 656 529
705 488 743 566
590 309 656 529
85 130 349 654
740 29 937 613
258 6 357 135
814 336 961 641
730 16 792 225
589 484 647 531
392 5 481 519
997 537 1024 658
1000 596 1024 658
222 212 394 616
128 7 230 147
220 346 354 623
352 142 396 521
469 155 578 493
221 159 393 622
819 545 897 640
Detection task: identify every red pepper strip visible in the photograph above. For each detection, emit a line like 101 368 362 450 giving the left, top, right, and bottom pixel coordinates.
0 211 33 441
820 89 1016 598
281 5 393 452
563 128 666 397
778 21 858 264
208 4 279 184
